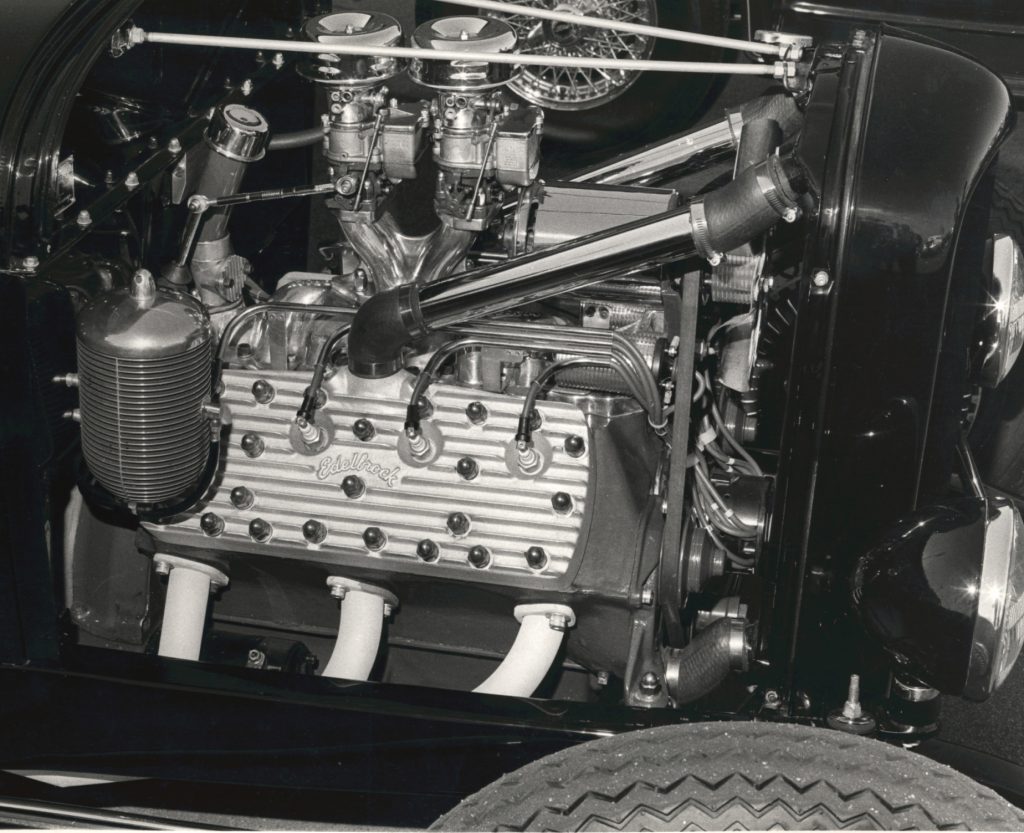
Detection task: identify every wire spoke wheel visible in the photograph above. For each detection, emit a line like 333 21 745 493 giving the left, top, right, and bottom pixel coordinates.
483 0 656 111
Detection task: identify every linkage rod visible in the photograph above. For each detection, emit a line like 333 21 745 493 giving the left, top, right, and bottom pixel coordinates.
439 0 791 58
128 28 790 76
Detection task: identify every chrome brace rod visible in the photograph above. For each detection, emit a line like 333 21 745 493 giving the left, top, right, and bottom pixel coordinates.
439 0 794 59
126 28 794 77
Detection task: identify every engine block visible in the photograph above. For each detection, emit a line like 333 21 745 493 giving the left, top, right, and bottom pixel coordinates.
146 367 592 585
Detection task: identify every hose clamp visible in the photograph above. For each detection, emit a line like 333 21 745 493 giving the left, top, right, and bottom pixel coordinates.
688 198 722 266
398 282 429 341
754 159 799 223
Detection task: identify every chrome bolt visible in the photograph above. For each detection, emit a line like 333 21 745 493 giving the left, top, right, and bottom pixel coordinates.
124 171 140 189
230 486 254 510
302 519 327 545
456 456 479 480
154 560 171 576
383 603 393 618
76 210 92 227
564 435 586 457
248 518 272 542
639 671 661 695
416 539 439 562
416 396 434 419
200 512 224 537
352 418 375 442
251 379 275 404
446 511 471 537
596 671 610 686
782 207 798 223
764 689 781 708
23 255 39 271
640 588 654 606
551 492 573 514
468 540 491 569
240 79 254 96
272 52 285 68
363 526 386 551
812 269 831 288
167 137 182 153
466 401 487 424
240 432 265 458
341 475 365 499
525 546 547 570
842 674 863 720
247 648 266 667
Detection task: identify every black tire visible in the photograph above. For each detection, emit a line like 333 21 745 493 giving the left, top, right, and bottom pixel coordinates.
432 722 1024 831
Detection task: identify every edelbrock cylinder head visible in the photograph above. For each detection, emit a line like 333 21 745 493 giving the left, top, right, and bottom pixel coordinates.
76 270 214 507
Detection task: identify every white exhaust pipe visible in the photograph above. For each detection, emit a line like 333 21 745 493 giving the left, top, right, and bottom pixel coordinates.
154 555 228 661
474 604 575 697
323 577 398 681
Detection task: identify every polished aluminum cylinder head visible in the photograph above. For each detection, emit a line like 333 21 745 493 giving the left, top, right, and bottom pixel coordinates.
76 270 214 506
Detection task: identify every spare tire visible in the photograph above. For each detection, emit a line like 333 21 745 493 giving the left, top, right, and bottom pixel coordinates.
433 722 1024 831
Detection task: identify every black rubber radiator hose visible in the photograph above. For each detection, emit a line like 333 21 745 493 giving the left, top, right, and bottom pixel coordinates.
664 617 749 705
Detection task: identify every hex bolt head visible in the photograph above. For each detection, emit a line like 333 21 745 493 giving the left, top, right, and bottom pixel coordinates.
551 492 573 514
240 432 265 458
124 171 140 189
455 456 479 480
416 539 439 562
352 418 375 441
525 546 548 570
564 435 586 457
466 401 488 424
302 519 327 544
251 379 275 404
248 518 273 542
230 486 254 509
76 210 92 228
467 545 491 568
639 671 661 695
363 526 386 551
812 269 831 288
416 396 434 420
200 512 224 537
341 475 365 499
446 511 471 537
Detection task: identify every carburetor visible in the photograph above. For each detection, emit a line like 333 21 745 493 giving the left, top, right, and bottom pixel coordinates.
300 11 429 220
410 16 544 230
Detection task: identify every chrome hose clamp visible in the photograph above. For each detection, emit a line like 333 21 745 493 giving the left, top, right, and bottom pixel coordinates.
689 198 722 266
755 159 799 223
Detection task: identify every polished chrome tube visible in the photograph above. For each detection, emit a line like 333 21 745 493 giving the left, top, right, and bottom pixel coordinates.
570 114 741 186
130 28 788 76
440 0 791 58
418 208 695 328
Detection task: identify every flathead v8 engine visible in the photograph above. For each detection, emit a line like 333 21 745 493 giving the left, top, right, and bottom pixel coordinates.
63 6 1024 719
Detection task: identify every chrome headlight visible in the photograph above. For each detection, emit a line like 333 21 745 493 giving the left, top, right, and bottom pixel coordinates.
854 495 1024 700
966 496 1024 698
979 234 1024 388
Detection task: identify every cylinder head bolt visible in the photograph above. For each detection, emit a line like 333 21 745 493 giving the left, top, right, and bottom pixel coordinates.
76 270 214 508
